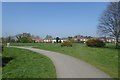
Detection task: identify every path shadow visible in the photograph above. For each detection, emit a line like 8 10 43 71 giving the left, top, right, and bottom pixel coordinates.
0 57 13 67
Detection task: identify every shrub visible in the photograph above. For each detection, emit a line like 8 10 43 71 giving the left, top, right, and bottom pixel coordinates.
2 45 4 52
0 44 4 53
80 41 85 43
86 38 105 47
61 40 72 47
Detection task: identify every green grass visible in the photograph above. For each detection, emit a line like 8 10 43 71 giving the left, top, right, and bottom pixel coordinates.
11 43 119 78
0 47 2 80
2 47 56 78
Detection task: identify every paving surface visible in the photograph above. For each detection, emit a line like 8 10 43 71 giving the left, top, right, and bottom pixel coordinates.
12 46 111 78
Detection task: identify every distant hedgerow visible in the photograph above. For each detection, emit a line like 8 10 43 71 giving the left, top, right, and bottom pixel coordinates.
86 38 105 47
61 40 72 47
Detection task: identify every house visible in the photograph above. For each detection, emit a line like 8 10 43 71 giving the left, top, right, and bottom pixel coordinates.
61 38 68 43
32 37 43 43
106 38 115 42
74 37 89 43
52 39 56 43
42 36 120 43
43 37 68 43
79 37 88 42
51 38 68 43
98 37 120 43
43 38 53 43
98 37 116 43
98 37 106 42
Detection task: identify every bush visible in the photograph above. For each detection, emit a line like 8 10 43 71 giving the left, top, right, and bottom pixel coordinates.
0 44 4 53
61 40 72 47
2 45 4 52
80 41 85 43
86 38 105 47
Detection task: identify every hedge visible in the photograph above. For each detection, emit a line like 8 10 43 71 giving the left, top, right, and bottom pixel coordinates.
86 38 105 47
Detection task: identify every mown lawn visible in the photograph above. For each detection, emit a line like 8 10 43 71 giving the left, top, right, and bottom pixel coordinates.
11 43 119 78
2 47 56 78
0 47 2 80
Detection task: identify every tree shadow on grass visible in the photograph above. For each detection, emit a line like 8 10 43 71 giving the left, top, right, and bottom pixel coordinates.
0 57 13 67
104 44 120 49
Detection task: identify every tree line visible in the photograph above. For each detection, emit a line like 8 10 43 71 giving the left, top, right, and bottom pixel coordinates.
2 33 34 43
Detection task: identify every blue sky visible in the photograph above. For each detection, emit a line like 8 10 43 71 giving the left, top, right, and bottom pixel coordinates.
2 2 109 38
0 2 2 37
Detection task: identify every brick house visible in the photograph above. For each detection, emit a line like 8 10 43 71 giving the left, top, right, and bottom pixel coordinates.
32 37 43 43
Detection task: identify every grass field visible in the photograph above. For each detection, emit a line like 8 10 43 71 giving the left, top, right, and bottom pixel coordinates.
2 47 56 78
0 47 2 80
11 43 119 78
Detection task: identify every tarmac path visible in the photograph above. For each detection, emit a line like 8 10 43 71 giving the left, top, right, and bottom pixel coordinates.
12 46 111 78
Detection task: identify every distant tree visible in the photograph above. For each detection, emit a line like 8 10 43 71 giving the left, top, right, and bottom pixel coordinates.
68 36 74 43
2 36 16 43
97 2 120 48
45 35 52 39
35 36 40 39
81 35 83 37
56 37 60 43
7 36 11 42
88 36 92 38
16 33 33 43
16 34 22 41
68 36 72 40
74 35 84 38
32 35 40 39
74 36 77 38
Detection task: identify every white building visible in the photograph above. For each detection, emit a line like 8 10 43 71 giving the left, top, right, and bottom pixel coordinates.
43 39 52 43
52 39 56 43
52 39 65 43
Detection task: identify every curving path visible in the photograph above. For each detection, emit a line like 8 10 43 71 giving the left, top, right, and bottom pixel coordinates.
12 46 111 78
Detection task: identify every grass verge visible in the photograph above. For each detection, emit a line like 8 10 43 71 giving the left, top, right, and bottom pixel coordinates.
2 47 56 78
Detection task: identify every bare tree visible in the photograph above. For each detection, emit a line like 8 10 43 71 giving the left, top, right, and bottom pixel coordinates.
97 2 120 48
45 35 52 39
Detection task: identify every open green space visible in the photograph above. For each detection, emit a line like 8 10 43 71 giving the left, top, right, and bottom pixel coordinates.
2 47 56 78
11 43 119 78
0 48 2 80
